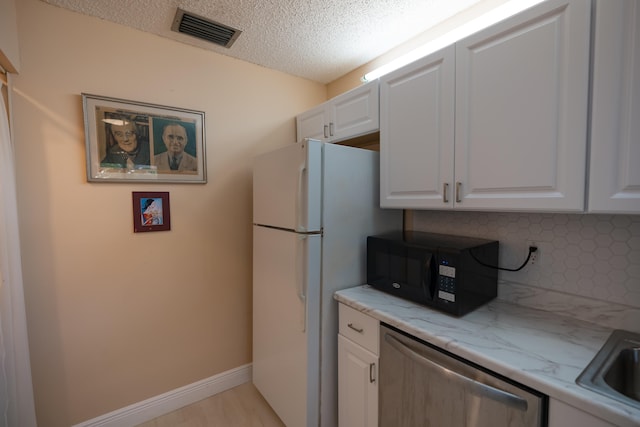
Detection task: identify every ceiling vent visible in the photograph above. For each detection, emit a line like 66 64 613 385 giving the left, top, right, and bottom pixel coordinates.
171 8 242 48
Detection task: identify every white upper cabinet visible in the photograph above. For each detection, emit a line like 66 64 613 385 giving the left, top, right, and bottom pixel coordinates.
380 46 455 209
587 0 640 213
296 104 329 142
381 0 591 211
455 0 590 211
296 80 379 143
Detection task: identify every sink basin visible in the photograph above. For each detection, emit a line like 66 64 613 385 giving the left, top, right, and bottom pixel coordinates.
604 347 640 401
576 329 640 410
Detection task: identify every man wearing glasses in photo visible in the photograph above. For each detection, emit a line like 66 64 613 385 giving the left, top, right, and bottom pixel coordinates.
153 122 197 172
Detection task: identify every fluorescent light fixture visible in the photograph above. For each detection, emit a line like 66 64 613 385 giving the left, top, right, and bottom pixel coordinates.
362 0 545 82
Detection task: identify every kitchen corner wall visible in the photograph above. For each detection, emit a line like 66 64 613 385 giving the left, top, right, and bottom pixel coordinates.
11 0 326 426
411 211 640 310
0 0 20 72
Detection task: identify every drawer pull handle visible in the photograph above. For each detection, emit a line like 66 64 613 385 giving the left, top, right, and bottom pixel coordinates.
347 323 364 333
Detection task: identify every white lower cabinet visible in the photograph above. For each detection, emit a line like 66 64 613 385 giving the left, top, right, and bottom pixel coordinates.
548 399 616 427
338 336 378 427
338 304 379 427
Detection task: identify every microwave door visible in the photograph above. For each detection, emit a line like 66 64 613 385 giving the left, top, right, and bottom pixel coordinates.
367 242 437 305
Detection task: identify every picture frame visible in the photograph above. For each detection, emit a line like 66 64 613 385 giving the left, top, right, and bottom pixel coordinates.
132 192 171 233
82 93 206 183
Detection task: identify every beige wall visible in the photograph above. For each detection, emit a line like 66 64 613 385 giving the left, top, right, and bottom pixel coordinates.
0 0 20 72
11 0 324 425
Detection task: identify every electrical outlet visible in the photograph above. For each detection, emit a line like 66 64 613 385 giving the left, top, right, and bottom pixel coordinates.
528 242 539 264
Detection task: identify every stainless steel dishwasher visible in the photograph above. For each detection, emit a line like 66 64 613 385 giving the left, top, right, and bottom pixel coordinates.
379 324 547 426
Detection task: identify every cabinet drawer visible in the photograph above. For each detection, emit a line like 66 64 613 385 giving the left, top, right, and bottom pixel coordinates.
339 304 379 355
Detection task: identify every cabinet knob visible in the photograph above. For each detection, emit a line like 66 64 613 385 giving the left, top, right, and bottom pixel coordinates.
456 182 462 203
443 183 449 203
323 125 329 139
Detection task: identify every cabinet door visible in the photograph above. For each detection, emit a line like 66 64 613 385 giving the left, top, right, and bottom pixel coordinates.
338 334 378 427
548 399 616 427
329 80 379 142
587 0 640 213
296 103 329 142
455 0 590 211
380 46 455 209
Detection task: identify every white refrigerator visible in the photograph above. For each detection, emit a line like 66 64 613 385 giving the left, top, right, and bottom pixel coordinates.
252 139 402 427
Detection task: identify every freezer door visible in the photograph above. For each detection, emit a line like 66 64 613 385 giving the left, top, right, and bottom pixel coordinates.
253 140 322 232
252 225 322 427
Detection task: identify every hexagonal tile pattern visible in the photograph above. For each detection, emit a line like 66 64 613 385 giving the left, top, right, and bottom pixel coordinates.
412 212 640 308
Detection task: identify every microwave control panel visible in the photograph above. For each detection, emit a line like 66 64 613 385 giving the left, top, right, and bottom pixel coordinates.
438 258 456 303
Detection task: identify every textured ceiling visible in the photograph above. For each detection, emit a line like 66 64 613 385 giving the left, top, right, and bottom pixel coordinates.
41 0 485 84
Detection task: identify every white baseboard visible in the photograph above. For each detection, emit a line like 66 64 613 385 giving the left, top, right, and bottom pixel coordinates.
72 363 252 427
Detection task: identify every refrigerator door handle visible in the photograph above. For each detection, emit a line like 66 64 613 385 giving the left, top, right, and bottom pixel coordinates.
296 159 307 232
296 235 307 332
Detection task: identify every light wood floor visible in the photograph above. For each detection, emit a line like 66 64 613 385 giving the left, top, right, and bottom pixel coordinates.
135 382 285 427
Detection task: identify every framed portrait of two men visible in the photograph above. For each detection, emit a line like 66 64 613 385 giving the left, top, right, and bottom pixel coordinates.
82 93 206 183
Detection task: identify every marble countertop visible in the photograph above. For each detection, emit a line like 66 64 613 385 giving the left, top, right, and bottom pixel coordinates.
334 285 640 427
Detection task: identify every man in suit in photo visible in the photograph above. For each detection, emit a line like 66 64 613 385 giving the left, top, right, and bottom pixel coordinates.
154 122 197 172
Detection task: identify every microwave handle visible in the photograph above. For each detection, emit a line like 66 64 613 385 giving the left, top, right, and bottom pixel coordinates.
423 253 436 300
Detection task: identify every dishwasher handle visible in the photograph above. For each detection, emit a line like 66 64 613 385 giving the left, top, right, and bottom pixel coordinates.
384 333 529 412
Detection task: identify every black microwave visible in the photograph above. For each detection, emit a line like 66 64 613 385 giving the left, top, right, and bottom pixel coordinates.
366 231 499 316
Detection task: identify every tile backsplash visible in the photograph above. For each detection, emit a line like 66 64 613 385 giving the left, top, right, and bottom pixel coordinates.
411 211 640 312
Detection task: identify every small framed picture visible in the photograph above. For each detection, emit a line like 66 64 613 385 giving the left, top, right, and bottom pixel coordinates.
132 192 171 233
82 93 206 183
